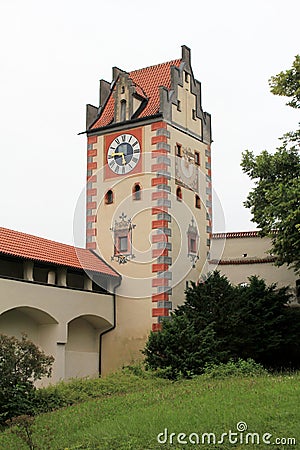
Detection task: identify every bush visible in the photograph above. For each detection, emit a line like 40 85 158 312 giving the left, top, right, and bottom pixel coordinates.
33 387 69 414
0 334 54 424
203 359 268 379
144 271 300 378
144 317 218 379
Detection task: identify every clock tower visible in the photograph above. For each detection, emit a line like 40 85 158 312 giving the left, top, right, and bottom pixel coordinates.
85 45 212 373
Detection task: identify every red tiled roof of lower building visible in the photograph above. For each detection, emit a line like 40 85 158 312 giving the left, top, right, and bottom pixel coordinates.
0 227 119 277
91 59 181 129
212 231 260 239
209 257 276 265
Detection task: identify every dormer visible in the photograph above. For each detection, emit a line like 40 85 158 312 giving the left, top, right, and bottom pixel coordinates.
113 72 147 123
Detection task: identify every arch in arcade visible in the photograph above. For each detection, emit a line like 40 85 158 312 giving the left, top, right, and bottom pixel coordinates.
65 314 112 379
0 306 59 367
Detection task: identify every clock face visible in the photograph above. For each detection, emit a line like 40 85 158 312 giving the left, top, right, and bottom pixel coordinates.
107 133 141 175
180 156 195 179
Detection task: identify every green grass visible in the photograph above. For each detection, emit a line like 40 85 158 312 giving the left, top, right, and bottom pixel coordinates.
0 370 299 450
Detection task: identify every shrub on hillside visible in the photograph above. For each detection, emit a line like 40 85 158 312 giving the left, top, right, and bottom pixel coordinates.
203 359 268 379
0 334 54 424
144 271 300 378
144 316 218 379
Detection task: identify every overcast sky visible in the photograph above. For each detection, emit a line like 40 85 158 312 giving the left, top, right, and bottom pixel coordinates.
0 0 299 246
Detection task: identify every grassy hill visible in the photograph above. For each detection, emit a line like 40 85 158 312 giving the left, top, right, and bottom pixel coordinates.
0 368 299 449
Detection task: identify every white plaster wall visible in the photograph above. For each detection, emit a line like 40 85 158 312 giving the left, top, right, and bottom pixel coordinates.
65 317 100 379
0 277 114 384
0 309 39 341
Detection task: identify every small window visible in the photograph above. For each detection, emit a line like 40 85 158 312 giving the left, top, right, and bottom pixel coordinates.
66 270 84 289
185 72 189 83
0 255 23 279
121 86 125 94
120 100 126 121
176 143 182 157
177 100 181 112
195 195 201 209
190 238 196 253
118 236 128 253
132 183 141 200
192 109 196 120
105 189 114 205
176 187 182 201
188 234 198 256
194 151 200 166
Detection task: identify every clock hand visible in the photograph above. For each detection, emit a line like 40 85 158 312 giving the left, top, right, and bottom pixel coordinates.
111 151 126 164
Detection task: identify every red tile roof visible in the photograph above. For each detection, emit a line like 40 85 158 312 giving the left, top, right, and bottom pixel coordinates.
91 59 181 129
210 257 276 265
212 231 260 239
0 227 119 277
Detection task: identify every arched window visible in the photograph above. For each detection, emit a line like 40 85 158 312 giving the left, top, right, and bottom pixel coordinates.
176 187 182 201
195 194 201 209
132 183 141 200
120 100 126 122
105 189 114 205
176 143 182 157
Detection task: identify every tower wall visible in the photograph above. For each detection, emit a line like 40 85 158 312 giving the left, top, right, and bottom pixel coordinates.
85 47 212 373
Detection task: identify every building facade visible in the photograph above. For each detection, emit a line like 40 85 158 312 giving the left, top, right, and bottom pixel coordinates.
0 45 298 383
84 45 213 372
0 227 120 384
210 231 299 300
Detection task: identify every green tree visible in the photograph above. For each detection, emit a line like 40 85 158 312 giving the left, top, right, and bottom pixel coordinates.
143 272 300 378
269 54 300 109
0 334 54 424
241 55 300 273
232 277 300 367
